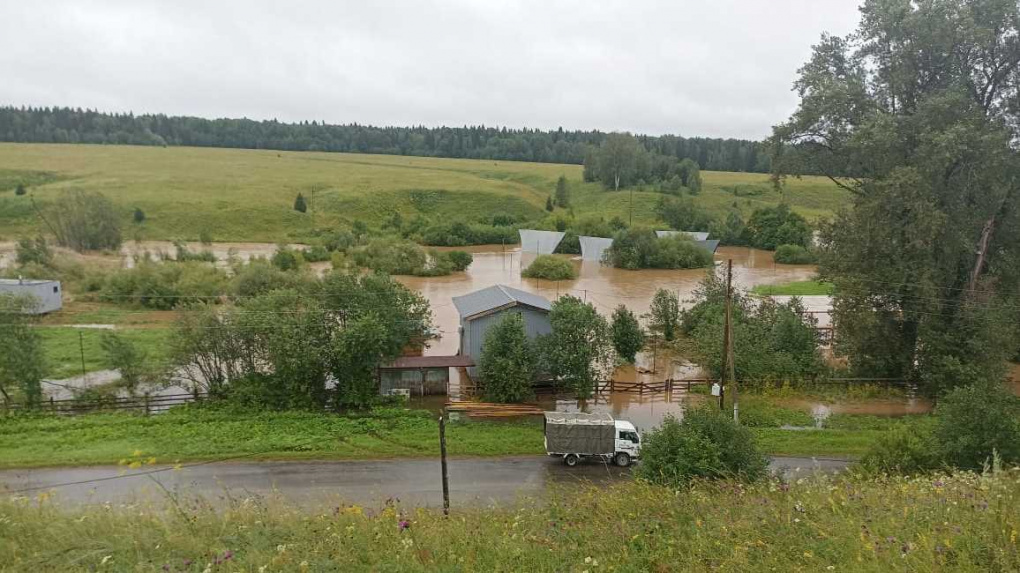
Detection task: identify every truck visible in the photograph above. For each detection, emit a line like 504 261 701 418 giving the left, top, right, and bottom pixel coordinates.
543 411 641 467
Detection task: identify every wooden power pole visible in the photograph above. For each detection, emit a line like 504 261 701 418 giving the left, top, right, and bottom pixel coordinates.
724 260 738 423
439 415 451 515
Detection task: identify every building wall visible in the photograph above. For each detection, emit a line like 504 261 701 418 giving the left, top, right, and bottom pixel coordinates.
379 368 449 396
461 305 551 376
0 281 62 314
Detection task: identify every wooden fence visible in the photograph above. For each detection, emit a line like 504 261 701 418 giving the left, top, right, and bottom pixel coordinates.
2 391 207 415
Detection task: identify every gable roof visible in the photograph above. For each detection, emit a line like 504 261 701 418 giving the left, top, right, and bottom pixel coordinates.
452 284 552 320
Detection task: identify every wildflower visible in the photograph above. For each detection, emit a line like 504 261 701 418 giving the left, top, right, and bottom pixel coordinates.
399 520 411 531
794 518 801 523
803 551 813 558
401 538 414 548
100 555 112 565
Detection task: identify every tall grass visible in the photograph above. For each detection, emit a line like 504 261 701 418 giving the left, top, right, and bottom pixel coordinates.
1 470 1016 571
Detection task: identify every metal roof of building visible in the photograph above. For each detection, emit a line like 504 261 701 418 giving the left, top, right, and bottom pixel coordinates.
578 236 614 262
380 355 476 369
543 411 615 425
0 278 59 286
696 239 721 254
519 229 566 254
656 230 710 241
452 284 552 319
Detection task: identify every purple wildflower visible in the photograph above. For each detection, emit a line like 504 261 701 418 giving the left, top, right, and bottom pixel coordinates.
399 520 411 532
222 550 234 561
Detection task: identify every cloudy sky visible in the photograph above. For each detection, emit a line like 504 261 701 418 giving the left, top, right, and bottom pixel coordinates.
0 1 860 140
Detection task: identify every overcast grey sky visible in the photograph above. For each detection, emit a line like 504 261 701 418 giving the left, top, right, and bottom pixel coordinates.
0 1 861 140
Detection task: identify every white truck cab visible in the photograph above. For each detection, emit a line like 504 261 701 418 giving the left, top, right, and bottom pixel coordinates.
543 411 642 467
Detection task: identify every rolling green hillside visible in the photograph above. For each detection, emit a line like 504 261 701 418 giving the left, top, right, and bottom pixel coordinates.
0 143 847 242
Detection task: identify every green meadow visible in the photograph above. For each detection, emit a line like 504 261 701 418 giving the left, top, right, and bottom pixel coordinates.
0 143 846 242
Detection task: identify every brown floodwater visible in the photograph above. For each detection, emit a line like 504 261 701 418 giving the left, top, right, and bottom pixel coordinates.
399 246 818 356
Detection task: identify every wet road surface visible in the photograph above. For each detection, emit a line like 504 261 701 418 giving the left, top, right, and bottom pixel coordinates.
0 456 848 509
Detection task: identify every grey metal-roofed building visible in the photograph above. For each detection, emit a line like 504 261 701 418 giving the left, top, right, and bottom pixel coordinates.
578 236 614 262
0 278 62 314
453 284 552 377
656 230 711 241
518 229 565 254
696 239 721 254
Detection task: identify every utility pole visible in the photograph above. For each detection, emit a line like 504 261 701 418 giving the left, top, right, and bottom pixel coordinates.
79 331 87 379
439 415 450 515
629 187 634 225
724 259 738 424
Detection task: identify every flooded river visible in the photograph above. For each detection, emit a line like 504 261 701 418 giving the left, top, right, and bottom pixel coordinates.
399 246 817 356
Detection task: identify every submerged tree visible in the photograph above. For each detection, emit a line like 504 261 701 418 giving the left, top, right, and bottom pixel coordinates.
611 305 645 363
478 312 537 403
771 0 1020 394
540 295 614 398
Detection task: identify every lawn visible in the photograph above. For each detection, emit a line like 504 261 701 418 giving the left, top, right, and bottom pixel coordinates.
2 470 1016 571
36 327 172 379
0 143 846 242
751 280 834 296
0 402 909 468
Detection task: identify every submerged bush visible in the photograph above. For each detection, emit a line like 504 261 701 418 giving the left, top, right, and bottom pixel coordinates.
636 409 768 488
773 244 817 264
521 255 576 281
605 228 713 270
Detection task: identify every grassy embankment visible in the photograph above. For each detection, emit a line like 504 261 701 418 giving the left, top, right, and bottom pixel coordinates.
2 471 1017 571
0 143 846 242
0 399 917 468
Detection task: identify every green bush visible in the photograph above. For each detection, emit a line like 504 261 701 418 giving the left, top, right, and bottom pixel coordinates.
351 238 427 275
933 382 1020 470
605 228 713 270
419 222 518 246
521 255 576 280
100 262 229 309
636 409 768 488
444 250 473 271
773 244 817 264
14 236 52 267
856 421 941 475
745 204 812 250
172 241 216 263
300 245 331 262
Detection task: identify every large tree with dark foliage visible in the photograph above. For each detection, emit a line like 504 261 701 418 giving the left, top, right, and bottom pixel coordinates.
0 106 771 172
771 0 1020 395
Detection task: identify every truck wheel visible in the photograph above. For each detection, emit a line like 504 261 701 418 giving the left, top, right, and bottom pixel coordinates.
614 452 631 467
564 454 580 467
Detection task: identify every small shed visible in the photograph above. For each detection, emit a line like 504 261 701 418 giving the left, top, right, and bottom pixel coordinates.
453 284 552 376
377 355 475 396
0 278 62 314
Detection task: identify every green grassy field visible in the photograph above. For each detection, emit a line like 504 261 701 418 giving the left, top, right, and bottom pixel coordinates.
0 401 908 469
37 327 171 379
0 143 846 242
3 471 1016 571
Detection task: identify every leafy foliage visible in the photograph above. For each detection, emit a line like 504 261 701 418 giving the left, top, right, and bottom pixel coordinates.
45 190 122 251
681 268 824 381
100 331 158 396
554 175 570 207
521 255 576 281
0 295 46 406
933 382 1020 471
773 244 816 264
478 312 536 403
654 195 713 232
539 295 614 398
856 422 941 476
647 289 680 341
771 0 1020 393
744 204 812 250
605 228 714 270
14 236 52 267
132 207 145 223
636 409 768 488
610 305 645 363
293 193 307 213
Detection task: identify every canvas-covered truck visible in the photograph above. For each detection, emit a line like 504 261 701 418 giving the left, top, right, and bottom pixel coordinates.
543 411 642 467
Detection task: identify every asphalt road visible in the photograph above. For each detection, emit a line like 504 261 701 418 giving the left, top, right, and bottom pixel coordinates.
0 456 849 509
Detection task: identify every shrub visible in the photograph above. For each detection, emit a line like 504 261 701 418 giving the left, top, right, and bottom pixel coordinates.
611 305 645 363
271 245 301 271
773 244 817 264
856 422 941 475
231 261 309 298
352 238 427 275
419 222 518 247
15 236 53 267
478 312 536 403
47 190 122 251
300 245 331 262
933 382 1020 470
133 207 146 223
444 250 473 271
654 195 713 233
100 262 229 309
636 409 768 488
14 183 27 196
294 193 308 213
745 204 812 250
173 241 216 263
605 228 713 270
522 255 576 281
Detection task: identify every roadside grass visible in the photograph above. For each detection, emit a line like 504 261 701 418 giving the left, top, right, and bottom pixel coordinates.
2 470 1017 571
0 400 917 468
751 280 834 296
0 143 844 242
36 327 171 379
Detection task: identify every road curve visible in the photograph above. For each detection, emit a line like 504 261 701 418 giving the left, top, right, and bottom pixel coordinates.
0 456 849 509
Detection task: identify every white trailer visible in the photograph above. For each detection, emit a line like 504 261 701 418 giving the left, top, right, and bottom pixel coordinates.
0 278 62 314
543 411 642 467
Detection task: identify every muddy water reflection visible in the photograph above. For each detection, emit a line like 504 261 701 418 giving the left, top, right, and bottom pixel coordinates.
399 246 817 356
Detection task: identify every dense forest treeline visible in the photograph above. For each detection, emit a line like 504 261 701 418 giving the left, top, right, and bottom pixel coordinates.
0 106 771 172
